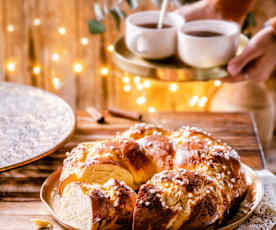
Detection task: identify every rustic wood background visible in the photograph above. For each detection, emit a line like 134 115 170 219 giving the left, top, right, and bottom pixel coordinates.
0 0 275 111
0 0 161 111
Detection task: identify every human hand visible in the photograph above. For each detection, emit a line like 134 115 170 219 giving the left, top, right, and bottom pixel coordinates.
174 0 255 23
225 27 276 82
174 0 223 22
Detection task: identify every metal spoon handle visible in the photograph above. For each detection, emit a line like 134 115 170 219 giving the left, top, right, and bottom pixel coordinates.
158 0 169 29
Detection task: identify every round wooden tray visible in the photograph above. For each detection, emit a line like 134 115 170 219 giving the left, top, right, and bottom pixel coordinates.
0 83 75 172
41 164 263 230
112 35 248 82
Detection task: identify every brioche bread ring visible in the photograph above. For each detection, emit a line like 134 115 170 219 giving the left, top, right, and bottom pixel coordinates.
57 123 247 230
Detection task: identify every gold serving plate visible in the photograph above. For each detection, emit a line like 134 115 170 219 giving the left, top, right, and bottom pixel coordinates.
112 35 248 82
41 164 263 230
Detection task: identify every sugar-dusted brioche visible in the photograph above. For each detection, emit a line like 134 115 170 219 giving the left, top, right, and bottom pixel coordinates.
122 123 174 171
121 123 170 140
139 134 174 171
58 141 135 194
59 137 158 193
55 179 136 230
171 127 247 204
134 169 227 230
57 123 248 230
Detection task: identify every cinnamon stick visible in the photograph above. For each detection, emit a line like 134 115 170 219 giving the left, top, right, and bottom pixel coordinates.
86 107 105 124
108 107 142 121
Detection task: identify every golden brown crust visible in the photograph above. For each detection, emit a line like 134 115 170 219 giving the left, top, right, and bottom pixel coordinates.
82 179 136 230
140 134 174 171
85 138 156 187
59 123 248 230
133 183 175 230
122 123 170 140
134 169 230 230
59 137 157 193
171 127 247 204
58 143 95 195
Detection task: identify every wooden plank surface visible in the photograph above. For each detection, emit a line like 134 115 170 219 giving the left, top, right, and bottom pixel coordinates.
4 0 30 85
0 0 5 81
0 111 265 230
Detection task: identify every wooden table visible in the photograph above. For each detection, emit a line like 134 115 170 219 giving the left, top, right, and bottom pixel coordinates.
0 111 266 230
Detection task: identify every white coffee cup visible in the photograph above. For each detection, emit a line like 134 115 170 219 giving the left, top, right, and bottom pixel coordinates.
125 11 185 59
178 20 240 68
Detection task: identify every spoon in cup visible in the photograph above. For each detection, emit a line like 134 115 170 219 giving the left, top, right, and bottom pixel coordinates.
158 0 170 29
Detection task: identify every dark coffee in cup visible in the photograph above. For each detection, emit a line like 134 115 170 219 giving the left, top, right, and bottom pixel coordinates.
137 23 172 29
185 30 223 37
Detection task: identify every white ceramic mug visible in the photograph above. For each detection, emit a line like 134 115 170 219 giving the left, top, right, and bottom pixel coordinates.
178 20 240 68
125 11 185 60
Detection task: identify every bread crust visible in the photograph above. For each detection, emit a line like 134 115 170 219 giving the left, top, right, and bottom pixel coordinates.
133 183 175 230
134 169 236 230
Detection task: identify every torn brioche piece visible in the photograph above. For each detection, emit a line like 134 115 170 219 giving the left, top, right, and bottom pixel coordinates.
55 178 136 230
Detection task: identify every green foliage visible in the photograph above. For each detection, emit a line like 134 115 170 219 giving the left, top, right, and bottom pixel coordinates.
242 12 257 36
126 0 139 9
89 0 133 34
88 19 105 34
110 7 126 29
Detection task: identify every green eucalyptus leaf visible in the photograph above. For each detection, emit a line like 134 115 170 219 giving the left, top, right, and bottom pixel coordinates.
88 19 105 34
242 12 256 32
115 6 126 18
110 9 121 29
94 2 104 21
126 0 138 9
247 12 257 27
110 7 126 29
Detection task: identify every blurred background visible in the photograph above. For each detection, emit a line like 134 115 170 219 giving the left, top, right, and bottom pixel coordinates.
0 0 276 160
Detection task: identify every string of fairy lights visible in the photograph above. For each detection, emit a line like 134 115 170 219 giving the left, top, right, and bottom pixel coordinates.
117 72 223 112
5 17 223 112
5 17 104 87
